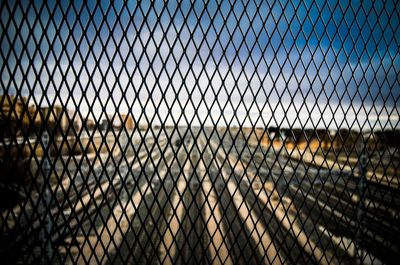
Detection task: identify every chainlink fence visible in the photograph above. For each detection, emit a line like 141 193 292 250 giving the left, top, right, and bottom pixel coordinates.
0 0 399 264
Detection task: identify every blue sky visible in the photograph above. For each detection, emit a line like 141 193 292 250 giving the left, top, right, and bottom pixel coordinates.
1 0 399 128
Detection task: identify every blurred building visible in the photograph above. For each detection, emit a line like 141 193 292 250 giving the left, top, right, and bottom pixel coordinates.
85 119 96 131
99 119 110 131
68 109 82 133
120 114 135 130
0 95 32 137
0 93 86 138
40 105 74 135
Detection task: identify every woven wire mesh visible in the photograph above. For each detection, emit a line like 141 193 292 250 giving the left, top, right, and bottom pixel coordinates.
0 0 399 264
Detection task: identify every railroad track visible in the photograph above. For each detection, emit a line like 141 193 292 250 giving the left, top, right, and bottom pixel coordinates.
1 128 399 264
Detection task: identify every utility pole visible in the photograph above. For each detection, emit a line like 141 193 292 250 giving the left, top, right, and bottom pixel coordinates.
40 131 53 264
355 132 369 264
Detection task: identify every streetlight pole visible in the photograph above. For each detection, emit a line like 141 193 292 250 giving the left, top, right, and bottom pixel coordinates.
355 132 369 263
40 131 53 264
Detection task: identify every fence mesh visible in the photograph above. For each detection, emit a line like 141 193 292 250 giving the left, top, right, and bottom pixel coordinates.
0 0 399 264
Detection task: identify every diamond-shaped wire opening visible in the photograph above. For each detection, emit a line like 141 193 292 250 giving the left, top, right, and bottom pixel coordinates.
0 0 399 264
